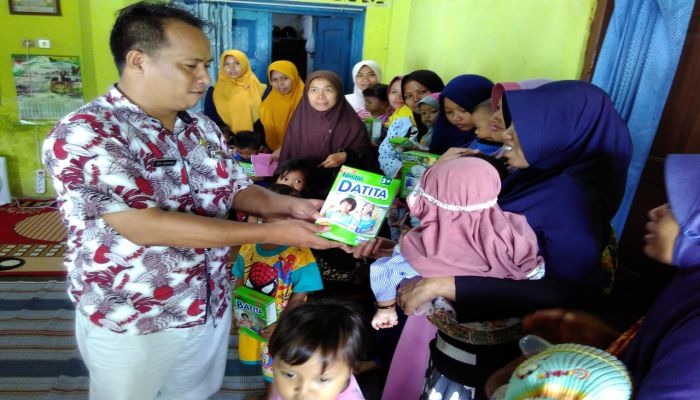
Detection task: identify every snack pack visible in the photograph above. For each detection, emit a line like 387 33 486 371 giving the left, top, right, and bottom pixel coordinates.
316 166 399 245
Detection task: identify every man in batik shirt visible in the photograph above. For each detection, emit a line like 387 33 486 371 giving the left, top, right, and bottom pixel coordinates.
42 2 339 399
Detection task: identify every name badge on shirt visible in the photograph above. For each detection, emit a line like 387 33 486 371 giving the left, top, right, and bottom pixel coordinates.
151 159 177 167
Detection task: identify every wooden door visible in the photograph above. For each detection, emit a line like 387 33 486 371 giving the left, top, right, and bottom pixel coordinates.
314 16 354 90
231 10 272 83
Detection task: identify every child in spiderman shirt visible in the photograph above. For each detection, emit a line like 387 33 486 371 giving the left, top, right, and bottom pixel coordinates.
232 183 324 399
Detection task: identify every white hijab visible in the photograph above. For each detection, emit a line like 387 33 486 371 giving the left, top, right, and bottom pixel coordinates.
345 60 382 111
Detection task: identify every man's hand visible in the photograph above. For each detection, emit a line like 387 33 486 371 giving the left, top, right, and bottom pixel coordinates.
347 237 396 259
318 151 347 168
286 197 324 221
266 219 342 250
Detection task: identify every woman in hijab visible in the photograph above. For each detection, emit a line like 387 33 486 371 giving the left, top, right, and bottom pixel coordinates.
429 74 494 155
279 70 377 197
204 50 266 135
488 79 553 142
260 61 304 156
378 70 445 177
359 81 633 399
488 154 700 399
345 60 382 120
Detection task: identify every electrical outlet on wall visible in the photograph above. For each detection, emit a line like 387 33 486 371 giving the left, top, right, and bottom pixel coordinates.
35 169 46 194
36 39 51 49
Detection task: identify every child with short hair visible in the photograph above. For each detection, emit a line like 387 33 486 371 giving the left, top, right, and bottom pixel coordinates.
273 159 310 194
268 298 367 400
231 130 263 162
362 84 392 124
232 183 324 398
465 99 503 156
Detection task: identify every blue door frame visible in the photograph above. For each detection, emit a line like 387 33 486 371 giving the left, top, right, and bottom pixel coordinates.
220 0 365 87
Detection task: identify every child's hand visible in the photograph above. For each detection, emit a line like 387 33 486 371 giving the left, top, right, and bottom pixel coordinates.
372 308 399 330
260 322 277 341
271 148 281 161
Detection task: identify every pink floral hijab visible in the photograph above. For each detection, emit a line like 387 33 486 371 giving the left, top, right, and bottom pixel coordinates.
401 157 543 279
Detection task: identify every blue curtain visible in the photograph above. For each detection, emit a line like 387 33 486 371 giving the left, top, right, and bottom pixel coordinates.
174 1 234 111
592 0 694 235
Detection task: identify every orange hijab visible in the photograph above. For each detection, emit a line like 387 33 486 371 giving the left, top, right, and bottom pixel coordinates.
212 50 266 133
259 61 304 150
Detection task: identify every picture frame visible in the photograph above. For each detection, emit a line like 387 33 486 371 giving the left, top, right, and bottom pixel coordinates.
8 0 61 16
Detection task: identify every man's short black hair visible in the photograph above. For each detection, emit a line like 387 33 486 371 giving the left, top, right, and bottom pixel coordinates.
268 298 366 373
362 84 389 102
232 130 263 150
110 1 206 74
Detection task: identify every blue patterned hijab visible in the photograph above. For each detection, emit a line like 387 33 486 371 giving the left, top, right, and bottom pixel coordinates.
429 74 493 154
498 81 632 288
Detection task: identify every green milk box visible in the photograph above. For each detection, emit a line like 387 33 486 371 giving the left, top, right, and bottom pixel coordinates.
233 286 277 342
238 161 255 177
316 166 400 246
400 151 439 198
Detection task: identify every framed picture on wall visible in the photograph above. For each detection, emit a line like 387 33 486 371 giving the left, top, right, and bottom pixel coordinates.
11 54 83 123
8 0 61 16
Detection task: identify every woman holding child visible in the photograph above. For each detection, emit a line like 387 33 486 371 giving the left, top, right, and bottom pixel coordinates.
279 70 378 198
345 60 382 120
378 70 445 178
358 80 632 399
429 74 495 155
487 154 700 399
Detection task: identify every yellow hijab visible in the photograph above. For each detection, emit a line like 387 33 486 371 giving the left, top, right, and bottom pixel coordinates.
212 50 266 133
259 61 304 151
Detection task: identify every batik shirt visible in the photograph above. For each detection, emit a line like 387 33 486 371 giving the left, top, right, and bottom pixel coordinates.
42 86 251 335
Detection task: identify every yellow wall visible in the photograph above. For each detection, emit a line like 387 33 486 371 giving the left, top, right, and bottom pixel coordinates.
1 0 83 198
363 0 597 83
1 0 595 198
0 0 134 198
